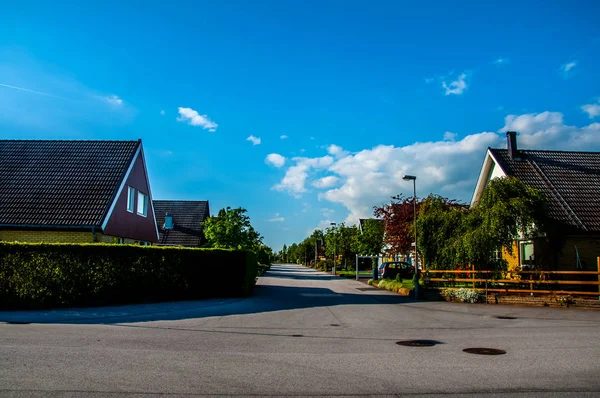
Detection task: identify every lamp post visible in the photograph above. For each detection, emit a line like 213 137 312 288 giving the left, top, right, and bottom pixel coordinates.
402 175 418 300
330 222 337 275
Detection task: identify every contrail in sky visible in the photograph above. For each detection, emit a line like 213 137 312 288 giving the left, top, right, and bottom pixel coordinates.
0 82 65 99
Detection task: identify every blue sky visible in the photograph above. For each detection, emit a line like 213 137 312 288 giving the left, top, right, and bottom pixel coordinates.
2 1 600 250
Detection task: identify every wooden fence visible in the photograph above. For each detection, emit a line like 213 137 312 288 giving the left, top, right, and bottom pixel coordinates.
423 259 600 298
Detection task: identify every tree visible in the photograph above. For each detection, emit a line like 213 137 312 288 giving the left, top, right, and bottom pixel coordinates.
351 219 384 256
324 223 358 268
374 195 421 255
203 207 263 250
416 177 546 270
415 195 469 269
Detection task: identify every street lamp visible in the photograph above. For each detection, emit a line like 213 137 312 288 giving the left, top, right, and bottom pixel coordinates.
402 175 419 300
330 222 337 276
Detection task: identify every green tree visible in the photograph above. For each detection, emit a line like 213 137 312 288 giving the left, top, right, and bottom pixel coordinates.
203 207 263 250
351 219 384 256
417 177 546 270
325 223 358 269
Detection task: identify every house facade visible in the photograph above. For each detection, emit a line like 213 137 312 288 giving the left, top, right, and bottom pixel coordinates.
0 139 159 244
471 131 600 272
153 200 210 246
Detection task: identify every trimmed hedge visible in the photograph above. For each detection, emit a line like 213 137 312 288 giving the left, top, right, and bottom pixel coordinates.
0 242 258 310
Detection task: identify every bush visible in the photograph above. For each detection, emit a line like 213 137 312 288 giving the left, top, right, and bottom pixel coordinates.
0 242 258 310
316 259 334 272
442 288 483 303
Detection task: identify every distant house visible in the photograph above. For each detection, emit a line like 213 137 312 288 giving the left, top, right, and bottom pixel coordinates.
0 139 159 244
153 200 210 246
472 131 600 271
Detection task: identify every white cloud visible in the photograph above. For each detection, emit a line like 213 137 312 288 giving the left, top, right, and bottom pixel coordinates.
312 176 340 188
443 131 457 141
280 135 288 139
562 61 577 72
160 110 165 115
582 101 600 119
560 61 577 78
273 155 333 197
105 95 123 105
267 213 285 222
247 135 261 145
307 219 337 235
493 58 509 66
265 153 286 168
327 144 347 157
176 107 218 131
442 73 467 95
273 111 600 224
321 208 335 218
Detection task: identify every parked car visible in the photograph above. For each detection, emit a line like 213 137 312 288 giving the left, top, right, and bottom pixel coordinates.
378 261 414 280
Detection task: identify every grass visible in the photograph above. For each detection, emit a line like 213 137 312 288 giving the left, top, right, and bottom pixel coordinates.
368 278 421 294
334 270 372 278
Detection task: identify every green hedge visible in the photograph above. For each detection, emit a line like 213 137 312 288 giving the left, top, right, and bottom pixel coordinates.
0 242 258 310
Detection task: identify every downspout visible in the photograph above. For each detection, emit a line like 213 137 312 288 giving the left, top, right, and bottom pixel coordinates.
92 226 97 242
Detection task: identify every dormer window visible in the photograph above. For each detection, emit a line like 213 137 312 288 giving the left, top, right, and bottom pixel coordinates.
137 192 148 217
164 213 174 229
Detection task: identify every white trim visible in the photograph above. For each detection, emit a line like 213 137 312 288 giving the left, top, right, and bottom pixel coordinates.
101 144 142 230
126 186 135 213
137 191 148 217
139 146 160 241
470 149 507 207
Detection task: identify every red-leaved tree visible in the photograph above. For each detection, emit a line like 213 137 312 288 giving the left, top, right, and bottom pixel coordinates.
373 195 421 255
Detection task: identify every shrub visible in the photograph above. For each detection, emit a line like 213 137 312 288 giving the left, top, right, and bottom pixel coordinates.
0 242 258 310
316 259 334 272
442 288 483 303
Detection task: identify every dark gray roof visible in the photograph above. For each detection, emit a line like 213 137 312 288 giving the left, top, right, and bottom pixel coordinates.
490 148 600 232
153 200 210 246
0 140 140 227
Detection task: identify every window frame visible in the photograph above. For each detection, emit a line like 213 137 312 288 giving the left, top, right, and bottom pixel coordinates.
519 240 535 269
137 191 148 217
126 187 135 213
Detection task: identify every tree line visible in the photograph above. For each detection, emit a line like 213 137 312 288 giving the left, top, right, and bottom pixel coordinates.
279 177 547 271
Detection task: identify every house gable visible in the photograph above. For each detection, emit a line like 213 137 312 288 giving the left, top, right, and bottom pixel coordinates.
470 149 506 207
102 146 159 243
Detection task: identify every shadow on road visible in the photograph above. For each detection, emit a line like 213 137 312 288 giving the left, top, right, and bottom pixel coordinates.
0 264 410 325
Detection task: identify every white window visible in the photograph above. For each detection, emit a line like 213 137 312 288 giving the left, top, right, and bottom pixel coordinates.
493 248 503 261
137 192 148 217
127 187 135 213
519 240 534 269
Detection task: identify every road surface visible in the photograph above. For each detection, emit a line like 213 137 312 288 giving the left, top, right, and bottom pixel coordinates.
1 263 600 397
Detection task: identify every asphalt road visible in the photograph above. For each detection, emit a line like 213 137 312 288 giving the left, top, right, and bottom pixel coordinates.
1 263 600 397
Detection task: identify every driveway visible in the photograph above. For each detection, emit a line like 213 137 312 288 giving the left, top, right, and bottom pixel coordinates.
1 263 599 397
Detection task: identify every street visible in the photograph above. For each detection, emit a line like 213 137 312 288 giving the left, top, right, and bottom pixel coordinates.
1 263 600 397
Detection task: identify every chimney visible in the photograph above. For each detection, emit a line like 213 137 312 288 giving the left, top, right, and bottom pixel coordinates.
506 131 518 160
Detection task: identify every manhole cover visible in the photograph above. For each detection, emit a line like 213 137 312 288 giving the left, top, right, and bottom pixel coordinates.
355 287 376 292
396 340 438 347
330 324 341 327
291 334 304 338
496 316 517 320
463 348 506 355
6 321 30 325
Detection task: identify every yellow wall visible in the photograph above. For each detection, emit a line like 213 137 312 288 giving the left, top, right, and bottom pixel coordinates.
503 241 520 272
0 230 121 244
